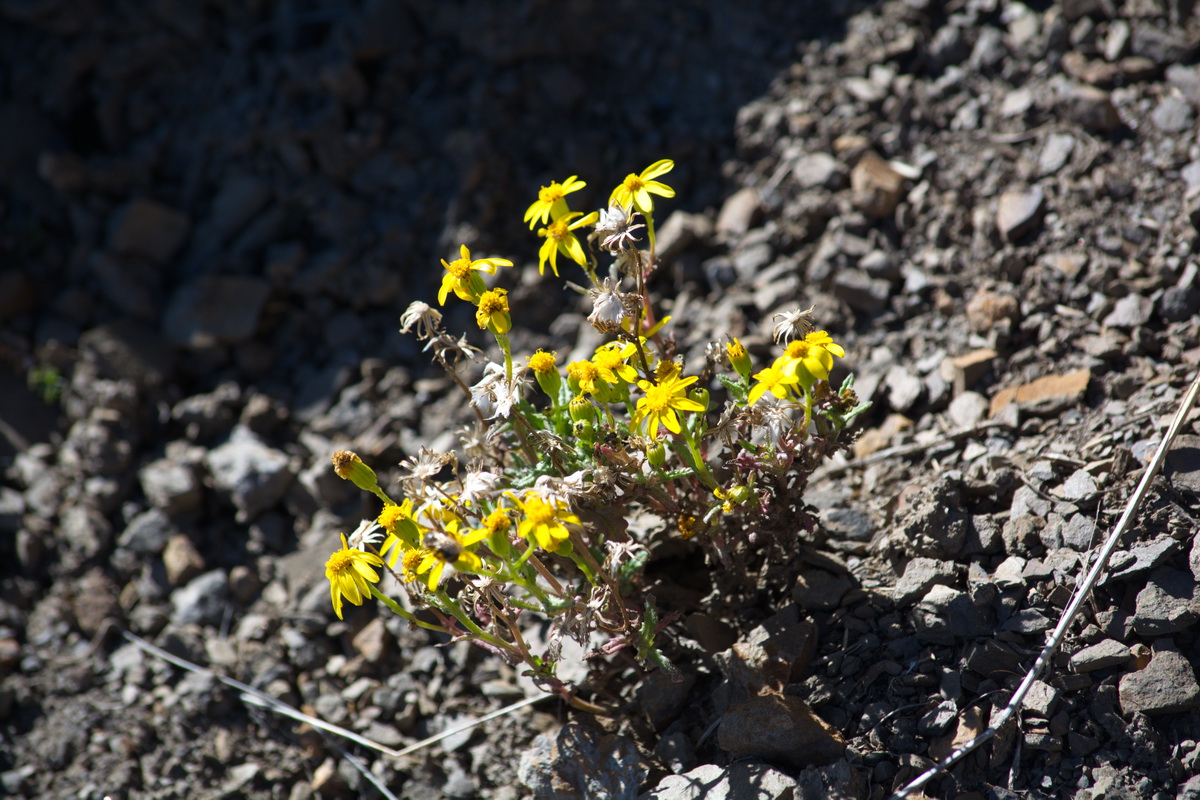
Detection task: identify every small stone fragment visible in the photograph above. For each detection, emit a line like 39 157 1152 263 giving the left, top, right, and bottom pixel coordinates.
989 369 1090 417
717 694 844 769
716 187 762 238
110 198 191 264
996 186 1045 242
1070 639 1131 672
894 557 959 607
1119 648 1200 716
1062 85 1122 132
163 534 206 586
851 152 907 219
1102 294 1152 329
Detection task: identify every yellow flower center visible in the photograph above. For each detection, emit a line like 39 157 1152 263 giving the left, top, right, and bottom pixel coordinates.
727 341 747 359
326 550 355 575
529 350 557 374
546 219 570 241
478 291 507 316
623 175 644 193
483 509 511 533
592 349 622 371
447 257 471 278
525 498 555 526
641 384 675 413
785 340 812 359
538 183 565 203
568 361 599 383
378 504 403 532
401 548 425 582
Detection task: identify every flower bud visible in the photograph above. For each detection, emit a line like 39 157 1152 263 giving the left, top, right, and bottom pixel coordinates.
646 440 667 468
726 337 752 381
528 349 562 399
331 450 379 493
568 395 596 424
689 388 710 412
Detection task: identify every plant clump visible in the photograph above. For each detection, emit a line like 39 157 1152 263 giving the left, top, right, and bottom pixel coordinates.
322 161 870 708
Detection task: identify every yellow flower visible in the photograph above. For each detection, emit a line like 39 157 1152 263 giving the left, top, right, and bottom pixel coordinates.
726 337 752 381
512 491 580 551
567 359 608 395
524 175 586 229
330 449 378 492
399 546 430 584
438 244 514 305
591 341 638 384
415 519 488 591
528 349 557 375
537 210 599 276
325 533 385 620
633 368 705 435
528 349 561 398
475 288 511 333
378 499 422 565
609 159 675 213
748 364 799 405
775 330 845 384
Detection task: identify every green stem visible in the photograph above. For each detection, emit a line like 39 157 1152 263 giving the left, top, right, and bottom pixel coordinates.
367 585 451 635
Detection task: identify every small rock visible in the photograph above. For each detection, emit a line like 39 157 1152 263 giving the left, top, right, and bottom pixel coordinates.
946 391 989 429
917 700 958 736
652 732 697 776
205 426 294 522
886 365 923 413
643 762 798 800
109 199 191 264
351 617 392 664
1152 95 1194 133
1062 85 1122 132
1102 294 1152 329
996 186 1045 242
833 268 892 313
792 152 848 191
1021 680 1060 718
517 723 645 800
138 457 203 516
716 188 762 239
851 152 907 219
911 584 994 643
893 557 959 607
171 569 230 626
1119 647 1200 715
852 413 913 458
163 276 272 347
118 508 177 556
1132 569 1198 636
163 534 206 587
1166 435 1200 496
939 349 999 394
792 569 852 611
1130 24 1196 66
1057 469 1098 502
1071 639 1131 673
228 564 261 605
989 368 1091 417
717 694 844 769
637 669 697 731
965 288 1020 333
1039 133 1074 176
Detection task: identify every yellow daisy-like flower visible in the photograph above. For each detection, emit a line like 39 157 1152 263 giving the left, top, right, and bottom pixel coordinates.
512 491 580 551
633 368 706 435
528 349 557 375
524 175 586 229
378 499 422 564
609 159 675 213
438 244 514 305
537 210 599 277
416 519 488 591
775 330 845 384
325 533 385 620
399 546 430 584
566 359 614 395
591 341 638 384
748 364 800 405
475 288 511 334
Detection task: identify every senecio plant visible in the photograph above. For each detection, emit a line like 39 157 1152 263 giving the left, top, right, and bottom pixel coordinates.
324 160 870 709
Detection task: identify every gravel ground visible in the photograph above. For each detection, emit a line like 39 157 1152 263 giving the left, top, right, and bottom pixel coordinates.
3 1 1200 799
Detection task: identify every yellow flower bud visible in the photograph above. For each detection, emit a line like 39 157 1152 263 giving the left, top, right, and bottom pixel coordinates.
331 450 379 493
726 337 752 381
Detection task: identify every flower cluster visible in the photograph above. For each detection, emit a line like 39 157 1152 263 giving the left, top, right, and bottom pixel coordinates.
321 162 870 707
